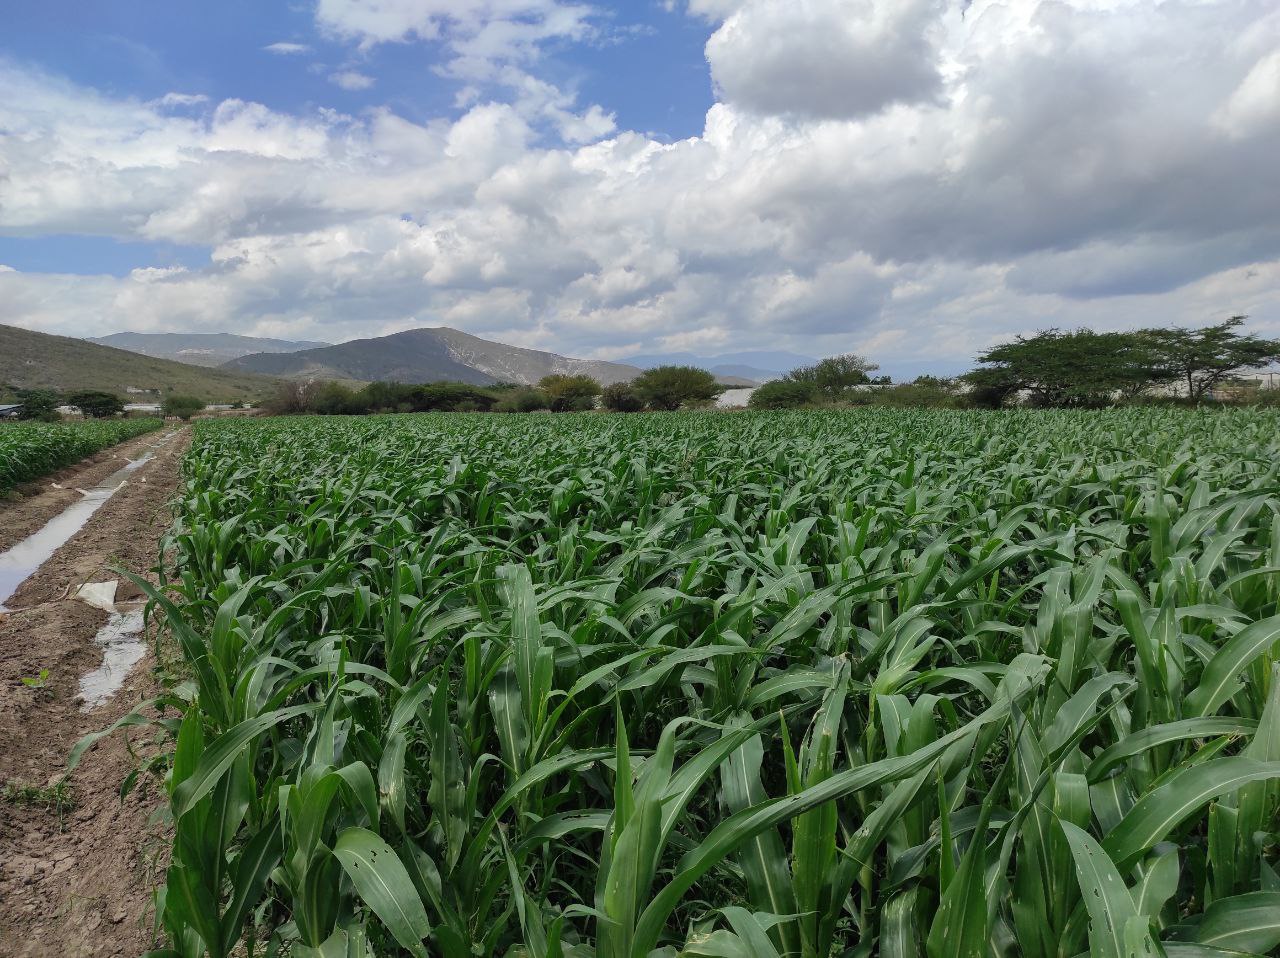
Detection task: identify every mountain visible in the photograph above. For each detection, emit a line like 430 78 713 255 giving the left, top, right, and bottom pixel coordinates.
0 324 279 401
90 331 328 367
623 350 819 384
223 327 643 387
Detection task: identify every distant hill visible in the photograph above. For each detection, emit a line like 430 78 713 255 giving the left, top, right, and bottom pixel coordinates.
224 327 643 387
0 324 279 401
90 331 328 366
623 350 819 384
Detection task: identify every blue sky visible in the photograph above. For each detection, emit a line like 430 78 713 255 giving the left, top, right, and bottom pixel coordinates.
1 1 1278 369
0 0 710 280
1 1 712 140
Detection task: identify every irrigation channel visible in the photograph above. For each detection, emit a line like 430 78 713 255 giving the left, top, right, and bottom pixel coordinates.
0 441 167 610
0 426 188 958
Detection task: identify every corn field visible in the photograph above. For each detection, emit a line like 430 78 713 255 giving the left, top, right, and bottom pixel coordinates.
109 408 1280 957
0 418 162 490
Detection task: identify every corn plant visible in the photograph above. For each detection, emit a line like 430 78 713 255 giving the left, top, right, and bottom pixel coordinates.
0 417 162 490
93 408 1280 958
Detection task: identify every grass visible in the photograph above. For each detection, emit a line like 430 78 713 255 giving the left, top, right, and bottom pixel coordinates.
83 407 1280 957
3 778 76 830
0 418 162 491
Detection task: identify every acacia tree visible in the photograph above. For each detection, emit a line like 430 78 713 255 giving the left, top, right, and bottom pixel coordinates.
1143 317 1280 400
15 388 60 421
785 354 880 400
66 390 124 418
962 329 1174 407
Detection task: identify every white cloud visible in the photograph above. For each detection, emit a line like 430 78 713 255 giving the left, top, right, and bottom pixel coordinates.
2 0 1280 368
705 0 946 119
315 0 594 76
1217 49 1280 139
263 42 312 55
154 92 209 108
330 69 376 90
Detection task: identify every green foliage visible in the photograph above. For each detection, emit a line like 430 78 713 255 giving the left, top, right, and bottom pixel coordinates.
748 379 817 409
632 365 719 410
868 376 963 408
963 328 1171 406
785 353 881 399
493 387 550 413
66 390 125 418
0 417 161 490
268 380 503 415
163 395 207 420
601 382 644 412
1147 315 1280 400
965 318 1280 406
100 408 1280 958
15 388 61 421
539 375 601 412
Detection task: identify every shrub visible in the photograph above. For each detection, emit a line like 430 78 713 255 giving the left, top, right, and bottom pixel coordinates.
748 380 817 409
601 382 644 412
494 388 550 413
162 395 206 420
539 375 601 412
632 366 719 410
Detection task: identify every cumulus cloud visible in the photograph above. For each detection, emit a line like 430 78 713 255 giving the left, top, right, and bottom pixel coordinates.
704 0 946 119
2 0 1280 367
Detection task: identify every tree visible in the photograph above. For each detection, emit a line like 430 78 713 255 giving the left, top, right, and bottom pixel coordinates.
601 382 644 412
632 366 719 411
1143 317 1280 401
785 354 880 400
265 380 324 415
15 388 61 421
748 379 817 409
539 374 601 412
162 395 205 420
962 329 1172 407
66 390 124 418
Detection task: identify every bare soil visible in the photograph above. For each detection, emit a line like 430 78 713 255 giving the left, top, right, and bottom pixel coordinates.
0 429 189 958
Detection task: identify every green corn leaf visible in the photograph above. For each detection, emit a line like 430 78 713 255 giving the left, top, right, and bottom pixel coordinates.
1194 892 1280 953
332 827 432 958
1184 615 1280 717
173 703 323 819
1103 759 1280 869
1057 820 1155 958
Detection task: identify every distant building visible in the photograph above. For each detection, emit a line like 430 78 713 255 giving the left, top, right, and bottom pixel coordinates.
0 403 24 419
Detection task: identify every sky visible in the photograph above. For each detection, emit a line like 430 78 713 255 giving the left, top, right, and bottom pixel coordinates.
1 0 1279 374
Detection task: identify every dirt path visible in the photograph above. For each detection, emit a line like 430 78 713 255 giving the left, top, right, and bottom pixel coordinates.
0 428 189 958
